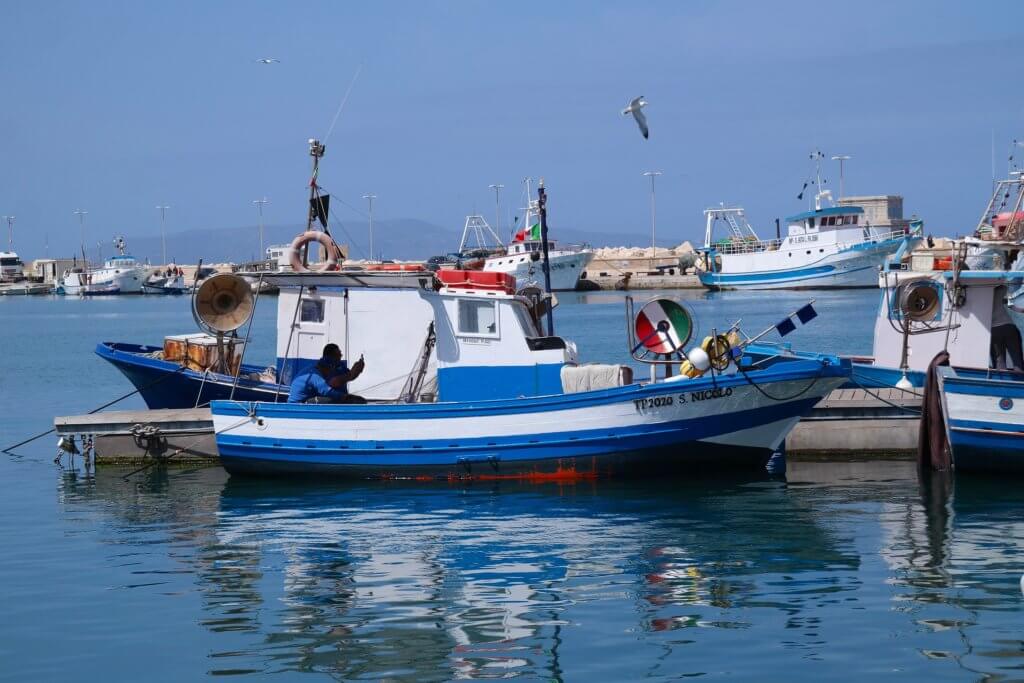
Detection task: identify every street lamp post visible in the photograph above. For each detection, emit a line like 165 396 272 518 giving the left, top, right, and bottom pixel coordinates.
831 155 851 199
2 215 14 252
488 183 504 238
73 209 88 257
253 198 269 259
155 205 170 265
362 194 377 261
642 171 663 271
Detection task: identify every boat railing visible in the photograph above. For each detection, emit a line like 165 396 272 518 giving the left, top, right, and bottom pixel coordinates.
710 228 911 255
835 228 912 251
709 237 784 255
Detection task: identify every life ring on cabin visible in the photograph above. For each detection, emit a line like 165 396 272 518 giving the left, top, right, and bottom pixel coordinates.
288 231 343 272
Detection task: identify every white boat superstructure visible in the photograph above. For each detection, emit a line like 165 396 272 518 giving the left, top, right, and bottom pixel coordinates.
480 194 593 291
61 237 146 294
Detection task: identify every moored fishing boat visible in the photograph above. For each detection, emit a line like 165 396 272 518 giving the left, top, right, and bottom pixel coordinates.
61 237 146 295
698 153 920 290
936 366 1024 474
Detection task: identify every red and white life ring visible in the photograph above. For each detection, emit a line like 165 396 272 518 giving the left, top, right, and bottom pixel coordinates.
288 231 343 272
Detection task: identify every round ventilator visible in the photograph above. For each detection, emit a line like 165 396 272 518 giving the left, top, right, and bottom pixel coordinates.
634 298 694 354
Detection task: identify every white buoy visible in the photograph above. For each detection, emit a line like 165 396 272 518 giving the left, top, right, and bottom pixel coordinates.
687 347 711 372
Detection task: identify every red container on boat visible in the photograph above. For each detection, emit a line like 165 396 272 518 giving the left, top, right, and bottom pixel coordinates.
437 269 516 294
933 256 953 270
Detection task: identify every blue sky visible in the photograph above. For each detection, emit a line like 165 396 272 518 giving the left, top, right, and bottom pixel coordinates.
2 1 1023 258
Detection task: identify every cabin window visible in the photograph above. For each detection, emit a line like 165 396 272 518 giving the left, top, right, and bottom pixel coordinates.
852 215 859 225
512 302 539 337
458 299 499 336
300 299 325 323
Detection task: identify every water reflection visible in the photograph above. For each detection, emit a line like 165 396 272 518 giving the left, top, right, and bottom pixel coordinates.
55 462 1024 680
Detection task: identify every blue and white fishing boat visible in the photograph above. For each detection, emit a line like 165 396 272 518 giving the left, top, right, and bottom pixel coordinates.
936 366 1024 474
698 154 920 290
99 140 851 479
61 237 146 295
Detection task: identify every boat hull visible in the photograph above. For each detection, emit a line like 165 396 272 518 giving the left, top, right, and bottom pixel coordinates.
484 250 593 291
699 238 908 290
939 366 1024 474
211 359 848 479
96 342 285 409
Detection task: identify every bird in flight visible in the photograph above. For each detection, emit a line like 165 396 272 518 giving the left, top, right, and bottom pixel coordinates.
622 96 649 139
254 58 280 64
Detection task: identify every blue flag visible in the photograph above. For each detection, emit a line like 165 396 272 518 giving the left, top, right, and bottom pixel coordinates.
776 303 817 337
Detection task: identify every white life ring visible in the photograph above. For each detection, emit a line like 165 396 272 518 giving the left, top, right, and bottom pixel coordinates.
288 231 343 272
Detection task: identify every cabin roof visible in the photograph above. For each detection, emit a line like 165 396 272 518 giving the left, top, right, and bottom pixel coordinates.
786 206 865 223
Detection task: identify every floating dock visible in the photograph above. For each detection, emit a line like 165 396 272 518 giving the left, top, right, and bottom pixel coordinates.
53 387 921 466
54 408 216 464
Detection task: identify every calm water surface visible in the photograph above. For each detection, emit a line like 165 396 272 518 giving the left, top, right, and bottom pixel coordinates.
1 290 1022 681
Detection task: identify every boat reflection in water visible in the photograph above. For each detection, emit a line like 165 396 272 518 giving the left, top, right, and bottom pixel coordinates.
54 462 1024 680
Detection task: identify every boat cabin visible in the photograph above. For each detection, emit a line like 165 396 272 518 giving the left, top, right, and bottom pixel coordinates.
784 206 864 238
269 270 578 403
872 269 1024 373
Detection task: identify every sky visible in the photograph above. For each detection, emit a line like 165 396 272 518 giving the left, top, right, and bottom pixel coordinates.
2 0 1024 260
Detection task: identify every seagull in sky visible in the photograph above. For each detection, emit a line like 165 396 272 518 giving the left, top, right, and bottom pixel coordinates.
622 96 649 140
254 58 280 64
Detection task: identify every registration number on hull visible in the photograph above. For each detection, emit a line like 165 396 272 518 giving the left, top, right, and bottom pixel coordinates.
633 387 734 412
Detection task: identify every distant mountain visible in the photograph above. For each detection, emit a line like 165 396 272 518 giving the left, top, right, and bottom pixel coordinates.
122 219 676 264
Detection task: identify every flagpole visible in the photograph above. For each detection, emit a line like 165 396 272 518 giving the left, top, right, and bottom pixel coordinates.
743 299 817 346
537 178 555 335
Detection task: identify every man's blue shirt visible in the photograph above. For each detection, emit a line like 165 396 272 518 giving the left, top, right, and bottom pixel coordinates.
287 361 349 403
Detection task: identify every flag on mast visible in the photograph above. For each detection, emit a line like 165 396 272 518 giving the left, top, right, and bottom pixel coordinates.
775 303 818 337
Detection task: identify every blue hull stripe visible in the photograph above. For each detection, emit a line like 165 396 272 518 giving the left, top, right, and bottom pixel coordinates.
212 358 847 420
216 399 819 468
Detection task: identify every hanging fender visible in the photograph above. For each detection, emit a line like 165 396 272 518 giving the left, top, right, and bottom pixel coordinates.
288 231 343 272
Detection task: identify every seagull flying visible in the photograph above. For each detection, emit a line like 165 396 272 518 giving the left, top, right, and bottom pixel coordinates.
622 96 649 139
254 58 280 64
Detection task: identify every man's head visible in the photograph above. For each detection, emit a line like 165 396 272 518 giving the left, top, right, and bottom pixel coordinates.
316 343 343 374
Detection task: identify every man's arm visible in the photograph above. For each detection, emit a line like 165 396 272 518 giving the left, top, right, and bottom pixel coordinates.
333 358 365 384
310 372 347 399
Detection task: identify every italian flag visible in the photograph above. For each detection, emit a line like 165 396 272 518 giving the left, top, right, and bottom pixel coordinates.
635 299 692 354
513 223 541 241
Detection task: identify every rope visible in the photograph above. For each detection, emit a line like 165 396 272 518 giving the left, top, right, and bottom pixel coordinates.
846 374 923 415
120 414 252 480
3 364 188 456
737 364 825 402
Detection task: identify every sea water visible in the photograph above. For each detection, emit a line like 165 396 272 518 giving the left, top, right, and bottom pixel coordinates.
1 290 1022 681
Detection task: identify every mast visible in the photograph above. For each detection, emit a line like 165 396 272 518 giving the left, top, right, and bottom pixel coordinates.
305 138 326 266
537 178 555 334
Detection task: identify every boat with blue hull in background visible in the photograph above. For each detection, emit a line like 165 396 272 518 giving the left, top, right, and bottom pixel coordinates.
698 152 920 291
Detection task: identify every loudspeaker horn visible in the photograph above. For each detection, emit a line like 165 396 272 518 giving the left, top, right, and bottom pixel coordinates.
899 281 940 322
192 273 255 334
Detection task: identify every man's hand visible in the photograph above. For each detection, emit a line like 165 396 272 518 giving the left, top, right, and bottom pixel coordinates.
352 357 366 377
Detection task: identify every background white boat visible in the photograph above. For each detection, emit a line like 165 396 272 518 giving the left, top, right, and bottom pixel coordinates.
61 237 146 295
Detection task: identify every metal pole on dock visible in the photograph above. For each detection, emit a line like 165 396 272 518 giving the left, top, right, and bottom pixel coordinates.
362 193 376 261
155 205 170 265
489 183 504 238
831 155 851 199
73 209 87 256
253 197 268 259
642 170 662 271
2 215 14 252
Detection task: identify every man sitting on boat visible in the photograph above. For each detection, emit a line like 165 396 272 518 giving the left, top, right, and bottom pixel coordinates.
990 285 1024 371
287 343 367 404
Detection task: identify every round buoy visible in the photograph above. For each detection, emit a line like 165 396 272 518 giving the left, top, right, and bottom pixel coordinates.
635 298 694 354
